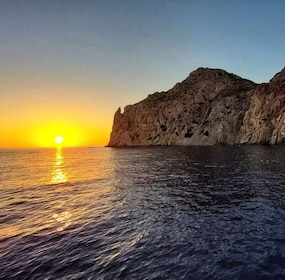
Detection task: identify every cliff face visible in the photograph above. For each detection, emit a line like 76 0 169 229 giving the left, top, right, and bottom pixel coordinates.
108 67 285 146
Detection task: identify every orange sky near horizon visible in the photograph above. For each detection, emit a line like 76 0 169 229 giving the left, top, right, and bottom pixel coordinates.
0 117 112 148
0 86 115 148
0 123 111 148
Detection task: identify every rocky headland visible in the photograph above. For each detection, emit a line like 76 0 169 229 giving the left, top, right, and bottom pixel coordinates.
108 67 285 146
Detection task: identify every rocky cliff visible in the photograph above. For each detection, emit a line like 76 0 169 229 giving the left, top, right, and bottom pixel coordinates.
108 67 285 146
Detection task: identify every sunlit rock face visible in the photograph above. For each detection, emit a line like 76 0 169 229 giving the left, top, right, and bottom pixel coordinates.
238 68 285 145
108 67 285 146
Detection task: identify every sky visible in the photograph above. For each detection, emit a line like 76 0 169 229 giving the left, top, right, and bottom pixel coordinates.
0 0 284 147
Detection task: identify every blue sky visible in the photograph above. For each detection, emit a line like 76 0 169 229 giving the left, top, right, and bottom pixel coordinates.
0 0 285 146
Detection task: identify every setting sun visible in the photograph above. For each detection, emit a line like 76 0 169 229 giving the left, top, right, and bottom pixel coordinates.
33 124 85 148
54 136 64 145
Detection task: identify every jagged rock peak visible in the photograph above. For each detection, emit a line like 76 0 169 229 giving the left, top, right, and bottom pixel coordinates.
184 67 253 83
170 67 255 91
144 67 255 103
188 67 239 78
153 67 256 106
270 67 285 84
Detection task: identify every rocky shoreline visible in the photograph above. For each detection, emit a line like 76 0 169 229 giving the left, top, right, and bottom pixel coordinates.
108 67 285 146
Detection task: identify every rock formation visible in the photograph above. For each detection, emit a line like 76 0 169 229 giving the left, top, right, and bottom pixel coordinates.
108 67 285 146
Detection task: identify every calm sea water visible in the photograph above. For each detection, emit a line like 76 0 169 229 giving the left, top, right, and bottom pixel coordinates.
1 146 285 279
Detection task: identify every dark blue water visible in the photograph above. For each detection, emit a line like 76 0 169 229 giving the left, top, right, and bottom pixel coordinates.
1 146 285 279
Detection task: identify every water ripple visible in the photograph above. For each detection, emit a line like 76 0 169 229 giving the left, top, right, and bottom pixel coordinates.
1 146 285 279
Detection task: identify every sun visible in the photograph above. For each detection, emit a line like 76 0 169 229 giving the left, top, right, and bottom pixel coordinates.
54 136 64 145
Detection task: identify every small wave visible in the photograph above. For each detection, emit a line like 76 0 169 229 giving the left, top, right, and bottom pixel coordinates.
8 200 27 206
25 177 108 190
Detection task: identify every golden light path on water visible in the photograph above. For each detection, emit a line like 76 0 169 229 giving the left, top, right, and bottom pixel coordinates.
46 147 113 233
49 147 71 231
52 147 67 184
0 148 114 239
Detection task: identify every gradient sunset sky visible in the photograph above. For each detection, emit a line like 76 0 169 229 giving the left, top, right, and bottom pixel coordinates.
1 0 284 147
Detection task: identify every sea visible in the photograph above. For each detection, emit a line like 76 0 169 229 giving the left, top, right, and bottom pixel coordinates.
1 146 285 280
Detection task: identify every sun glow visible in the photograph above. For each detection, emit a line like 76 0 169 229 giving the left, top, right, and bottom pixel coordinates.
34 124 84 147
55 136 64 145
0 112 110 147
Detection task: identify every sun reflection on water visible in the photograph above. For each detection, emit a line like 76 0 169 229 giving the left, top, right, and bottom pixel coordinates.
52 147 67 184
0 147 115 240
51 211 72 232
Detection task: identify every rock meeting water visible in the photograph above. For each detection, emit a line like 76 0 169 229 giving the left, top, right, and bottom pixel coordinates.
1 146 285 279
